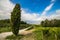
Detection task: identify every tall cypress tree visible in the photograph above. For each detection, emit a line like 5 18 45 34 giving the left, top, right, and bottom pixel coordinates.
11 4 21 36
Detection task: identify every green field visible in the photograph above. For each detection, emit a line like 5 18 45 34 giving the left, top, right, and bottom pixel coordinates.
5 27 60 40
34 27 60 40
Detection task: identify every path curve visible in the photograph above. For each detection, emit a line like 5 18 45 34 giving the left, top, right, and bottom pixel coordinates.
0 27 35 40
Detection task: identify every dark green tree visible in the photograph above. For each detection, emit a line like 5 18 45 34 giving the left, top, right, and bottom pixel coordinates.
11 4 21 36
41 21 44 27
41 19 60 27
44 19 48 27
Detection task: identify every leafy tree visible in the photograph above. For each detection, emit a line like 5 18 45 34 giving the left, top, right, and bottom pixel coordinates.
41 21 44 27
11 4 21 36
21 21 27 24
44 19 48 27
41 19 60 27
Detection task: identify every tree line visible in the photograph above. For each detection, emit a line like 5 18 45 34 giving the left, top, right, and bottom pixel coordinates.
41 19 60 27
0 19 28 27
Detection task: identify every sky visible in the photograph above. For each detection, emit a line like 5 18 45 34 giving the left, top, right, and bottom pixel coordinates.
0 0 60 24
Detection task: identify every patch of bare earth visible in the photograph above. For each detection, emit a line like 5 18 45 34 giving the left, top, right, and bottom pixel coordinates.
20 33 35 40
0 28 35 40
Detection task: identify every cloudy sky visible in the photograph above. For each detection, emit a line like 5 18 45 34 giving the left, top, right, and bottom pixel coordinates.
0 0 60 24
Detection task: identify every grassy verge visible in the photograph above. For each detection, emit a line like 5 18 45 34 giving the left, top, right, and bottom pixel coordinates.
0 27 11 33
6 35 24 40
34 30 43 40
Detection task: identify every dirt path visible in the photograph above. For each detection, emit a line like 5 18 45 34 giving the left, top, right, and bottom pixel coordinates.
0 27 35 40
20 33 35 40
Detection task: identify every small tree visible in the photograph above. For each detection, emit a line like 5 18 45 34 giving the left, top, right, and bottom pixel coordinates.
11 4 21 36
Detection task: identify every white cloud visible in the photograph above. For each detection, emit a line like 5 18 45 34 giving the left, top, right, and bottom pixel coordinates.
41 3 54 15
0 0 15 19
41 9 60 20
21 8 60 24
41 0 55 15
21 8 40 24
51 0 55 2
56 10 60 14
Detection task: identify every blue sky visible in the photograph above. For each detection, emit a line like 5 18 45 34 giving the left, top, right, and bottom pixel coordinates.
10 0 60 14
0 0 60 24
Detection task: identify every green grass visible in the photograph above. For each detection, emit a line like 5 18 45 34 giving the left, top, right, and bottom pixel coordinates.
33 27 60 40
0 27 11 33
6 35 24 40
0 26 60 40
34 30 43 40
